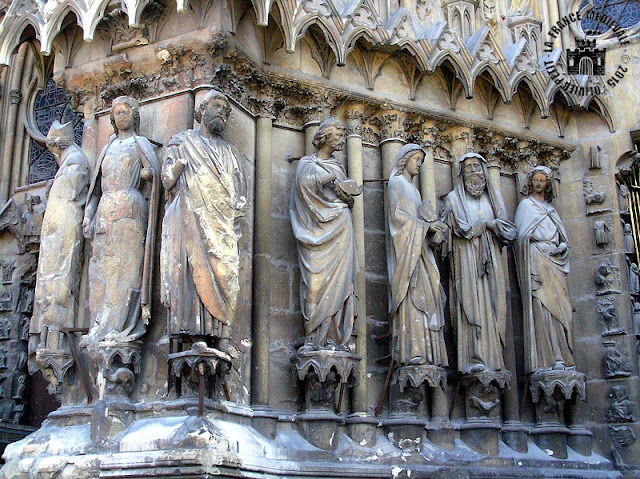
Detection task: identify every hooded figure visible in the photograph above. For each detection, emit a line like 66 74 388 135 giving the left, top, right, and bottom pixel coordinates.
387 143 448 367
515 166 574 373
443 152 517 374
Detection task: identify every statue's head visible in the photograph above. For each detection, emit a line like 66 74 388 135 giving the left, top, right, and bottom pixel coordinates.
394 143 426 177
195 89 231 135
46 120 75 158
459 152 487 198
523 165 554 202
312 117 345 153
110 96 140 135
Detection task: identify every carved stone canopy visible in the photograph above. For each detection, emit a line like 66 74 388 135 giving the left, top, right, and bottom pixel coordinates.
529 369 586 404
294 349 361 386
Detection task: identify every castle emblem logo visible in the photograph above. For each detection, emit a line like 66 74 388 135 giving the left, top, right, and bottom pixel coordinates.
566 38 606 76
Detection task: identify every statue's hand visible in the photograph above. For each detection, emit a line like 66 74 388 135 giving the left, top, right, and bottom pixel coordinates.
141 167 153 181
553 242 568 255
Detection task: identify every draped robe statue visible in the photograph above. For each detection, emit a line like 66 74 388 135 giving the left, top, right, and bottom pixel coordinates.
515 166 574 373
161 90 247 345
290 117 360 351
82 96 160 345
31 121 89 360
443 153 517 374
387 144 448 367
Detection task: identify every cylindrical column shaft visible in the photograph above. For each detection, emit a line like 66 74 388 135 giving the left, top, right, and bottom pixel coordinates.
0 45 26 200
420 147 437 209
251 115 273 406
347 117 367 413
10 52 34 194
304 121 320 156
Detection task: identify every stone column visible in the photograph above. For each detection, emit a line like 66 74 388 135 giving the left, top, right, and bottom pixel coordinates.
303 120 321 156
0 43 25 200
344 108 377 446
251 113 277 437
420 123 439 209
10 52 34 194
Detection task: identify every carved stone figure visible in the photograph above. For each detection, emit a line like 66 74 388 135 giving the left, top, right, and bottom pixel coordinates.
290 117 361 351
633 301 640 335
443 152 517 373
624 223 635 254
387 144 448 368
596 260 622 295
590 145 602 170
82 96 160 344
30 121 89 355
598 297 624 336
594 220 610 246
629 260 640 296
607 386 635 423
515 166 574 373
603 340 632 379
161 89 247 348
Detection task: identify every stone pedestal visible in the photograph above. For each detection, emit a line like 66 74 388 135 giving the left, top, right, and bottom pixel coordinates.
168 341 232 411
35 348 74 396
502 420 529 453
346 412 378 448
529 370 586 459
460 370 511 456
294 349 360 450
91 340 142 398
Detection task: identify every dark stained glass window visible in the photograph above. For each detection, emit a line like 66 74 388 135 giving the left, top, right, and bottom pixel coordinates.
28 79 83 184
580 0 640 35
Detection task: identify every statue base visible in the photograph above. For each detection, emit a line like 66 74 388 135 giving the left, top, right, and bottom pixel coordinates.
345 412 378 448
383 413 426 451
529 369 587 458
502 420 529 453
89 340 142 399
460 370 511 456
35 348 74 396
531 423 570 459
294 349 360 450
168 341 232 407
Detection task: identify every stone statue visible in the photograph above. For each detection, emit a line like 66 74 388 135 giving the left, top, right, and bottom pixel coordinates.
515 166 574 373
624 223 635 254
594 220 610 246
82 96 160 344
290 117 361 351
443 152 517 374
628 259 640 296
387 144 448 368
30 121 89 364
161 89 247 349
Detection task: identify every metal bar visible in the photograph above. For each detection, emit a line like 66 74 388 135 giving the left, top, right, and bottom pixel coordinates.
168 338 174 395
335 383 345 414
375 359 396 416
61 328 93 404
629 170 640 259
198 364 204 417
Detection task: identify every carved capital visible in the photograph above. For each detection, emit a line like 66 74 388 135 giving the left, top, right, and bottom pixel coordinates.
379 109 406 142
345 109 365 138
9 90 21 105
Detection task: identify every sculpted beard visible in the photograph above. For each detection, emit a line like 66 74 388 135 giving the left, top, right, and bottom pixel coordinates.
464 172 486 197
203 111 226 134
